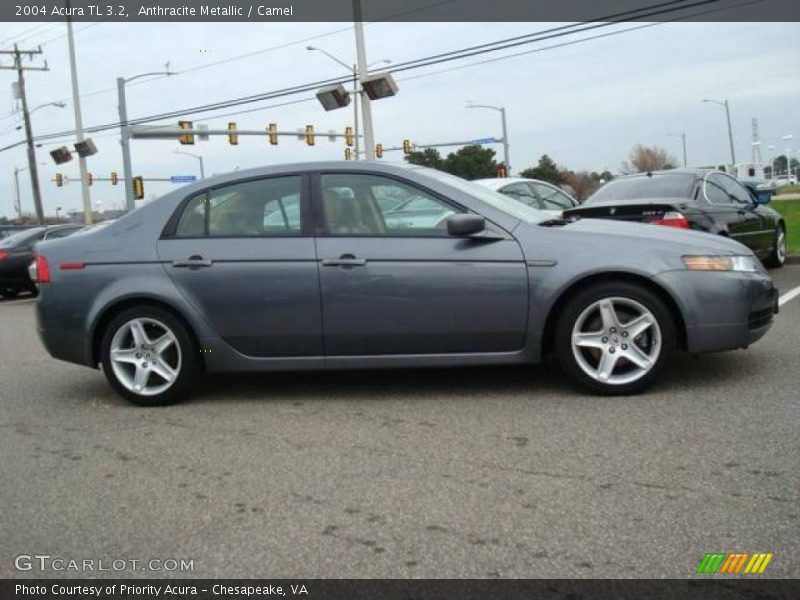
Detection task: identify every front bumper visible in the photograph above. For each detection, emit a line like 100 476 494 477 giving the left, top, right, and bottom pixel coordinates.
654 269 778 354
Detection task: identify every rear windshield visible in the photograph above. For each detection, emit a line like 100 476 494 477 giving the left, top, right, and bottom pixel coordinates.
586 174 696 204
0 227 44 247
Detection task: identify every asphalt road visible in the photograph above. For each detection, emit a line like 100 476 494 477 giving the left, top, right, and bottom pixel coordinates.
1 267 799 580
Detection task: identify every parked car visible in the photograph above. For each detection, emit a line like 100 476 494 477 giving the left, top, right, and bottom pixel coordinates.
33 162 777 405
0 224 83 298
564 169 786 268
474 177 578 215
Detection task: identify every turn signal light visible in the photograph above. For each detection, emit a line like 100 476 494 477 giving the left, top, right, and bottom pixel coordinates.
649 211 690 229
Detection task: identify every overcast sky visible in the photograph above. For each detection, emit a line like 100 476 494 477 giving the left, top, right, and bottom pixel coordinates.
0 20 798 218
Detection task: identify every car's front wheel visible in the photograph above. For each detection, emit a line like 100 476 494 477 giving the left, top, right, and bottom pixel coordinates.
554 282 676 395
764 224 786 269
100 305 200 406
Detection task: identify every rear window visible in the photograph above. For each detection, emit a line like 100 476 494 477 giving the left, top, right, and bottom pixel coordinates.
0 227 44 247
586 174 696 204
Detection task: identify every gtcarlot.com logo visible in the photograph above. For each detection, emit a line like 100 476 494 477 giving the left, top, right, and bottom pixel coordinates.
14 554 194 572
696 552 773 574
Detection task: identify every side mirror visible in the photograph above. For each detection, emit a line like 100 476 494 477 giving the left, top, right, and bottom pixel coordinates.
755 190 772 205
447 214 485 237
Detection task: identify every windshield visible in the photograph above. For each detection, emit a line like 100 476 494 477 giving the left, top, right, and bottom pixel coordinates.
587 173 697 204
416 168 547 223
0 227 44 247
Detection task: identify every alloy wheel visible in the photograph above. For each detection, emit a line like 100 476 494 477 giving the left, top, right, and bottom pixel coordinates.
571 297 662 386
109 317 182 396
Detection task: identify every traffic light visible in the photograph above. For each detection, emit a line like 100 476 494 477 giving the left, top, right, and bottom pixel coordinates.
403 139 412 155
178 120 194 145
344 148 352 160
268 123 278 145
110 171 118 185
228 122 238 145
55 173 63 187
132 176 144 200
344 126 354 147
305 125 315 146
375 144 383 158
496 164 508 178
86 172 93 186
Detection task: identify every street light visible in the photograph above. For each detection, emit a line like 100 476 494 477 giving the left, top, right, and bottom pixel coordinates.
13 161 47 219
781 134 794 180
174 149 205 179
668 132 688 167
29 101 66 115
466 102 511 174
307 46 392 160
118 64 174 211
702 99 736 168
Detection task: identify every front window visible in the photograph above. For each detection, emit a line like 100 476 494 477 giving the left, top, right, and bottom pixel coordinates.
586 173 696 204
417 168 546 223
320 173 460 236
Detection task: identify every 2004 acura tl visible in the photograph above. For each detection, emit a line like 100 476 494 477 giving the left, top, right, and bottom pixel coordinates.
32 162 778 405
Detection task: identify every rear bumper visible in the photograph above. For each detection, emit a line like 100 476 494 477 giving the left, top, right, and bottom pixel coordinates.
654 269 777 353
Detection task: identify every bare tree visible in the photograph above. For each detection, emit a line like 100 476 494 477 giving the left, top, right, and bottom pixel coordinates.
621 144 677 174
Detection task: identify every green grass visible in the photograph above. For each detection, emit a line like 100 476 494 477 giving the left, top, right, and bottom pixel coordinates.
776 184 800 195
772 198 800 255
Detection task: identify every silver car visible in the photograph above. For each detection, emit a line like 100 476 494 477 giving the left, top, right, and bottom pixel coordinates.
32 162 777 405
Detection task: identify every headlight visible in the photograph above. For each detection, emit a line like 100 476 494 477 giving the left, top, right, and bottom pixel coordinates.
682 255 760 272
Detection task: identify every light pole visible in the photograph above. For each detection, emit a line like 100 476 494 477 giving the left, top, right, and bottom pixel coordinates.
668 132 688 167
307 45 391 160
702 99 736 168
781 134 794 179
352 0 376 160
13 162 46 220
174 149 205 179
55 206 62 222
66 5 93 225
118 67 173 211
466 102 511 174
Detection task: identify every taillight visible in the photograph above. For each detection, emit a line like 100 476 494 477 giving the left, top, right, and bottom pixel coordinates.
33 254 51 283
649 211 690 229
0 250 8 260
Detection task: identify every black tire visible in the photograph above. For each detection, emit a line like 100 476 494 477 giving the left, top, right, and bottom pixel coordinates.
0 286 20 299
763 224 786 269
100 305 201 406
554 281 677 395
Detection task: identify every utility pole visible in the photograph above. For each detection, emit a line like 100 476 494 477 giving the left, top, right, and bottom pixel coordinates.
352 0 375 160
65 5 93 224
0 45 49 224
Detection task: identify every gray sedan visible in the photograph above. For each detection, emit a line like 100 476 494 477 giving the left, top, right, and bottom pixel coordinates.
32 162 777 405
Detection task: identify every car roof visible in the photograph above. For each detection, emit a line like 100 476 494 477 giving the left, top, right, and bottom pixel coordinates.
613 168 713 180
473 177 556 189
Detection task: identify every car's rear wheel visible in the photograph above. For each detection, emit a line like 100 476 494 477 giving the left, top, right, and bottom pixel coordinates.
554 282 676 395
100 305 200 406
764 224 786 269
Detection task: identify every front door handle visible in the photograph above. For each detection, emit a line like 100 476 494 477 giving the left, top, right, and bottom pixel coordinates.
321 254 367 267
172 256 212 268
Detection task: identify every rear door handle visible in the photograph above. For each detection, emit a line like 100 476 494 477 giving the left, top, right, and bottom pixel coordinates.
172 257 212 268
321 254 367 267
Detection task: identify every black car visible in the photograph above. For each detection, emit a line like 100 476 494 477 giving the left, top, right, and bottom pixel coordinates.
564 169 786 268
0 225 84 298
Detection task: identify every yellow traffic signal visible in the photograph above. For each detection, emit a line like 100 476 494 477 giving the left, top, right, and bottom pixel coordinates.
344 126 354 147
110 171 118 185
268 123 278 145
228 122 238 145
375 144 383 158
403 139 411 155
86 172 93 186
305 125 315 146
132 176 144 200
178 120 194 145
55 173 63 187
344 148 352 160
